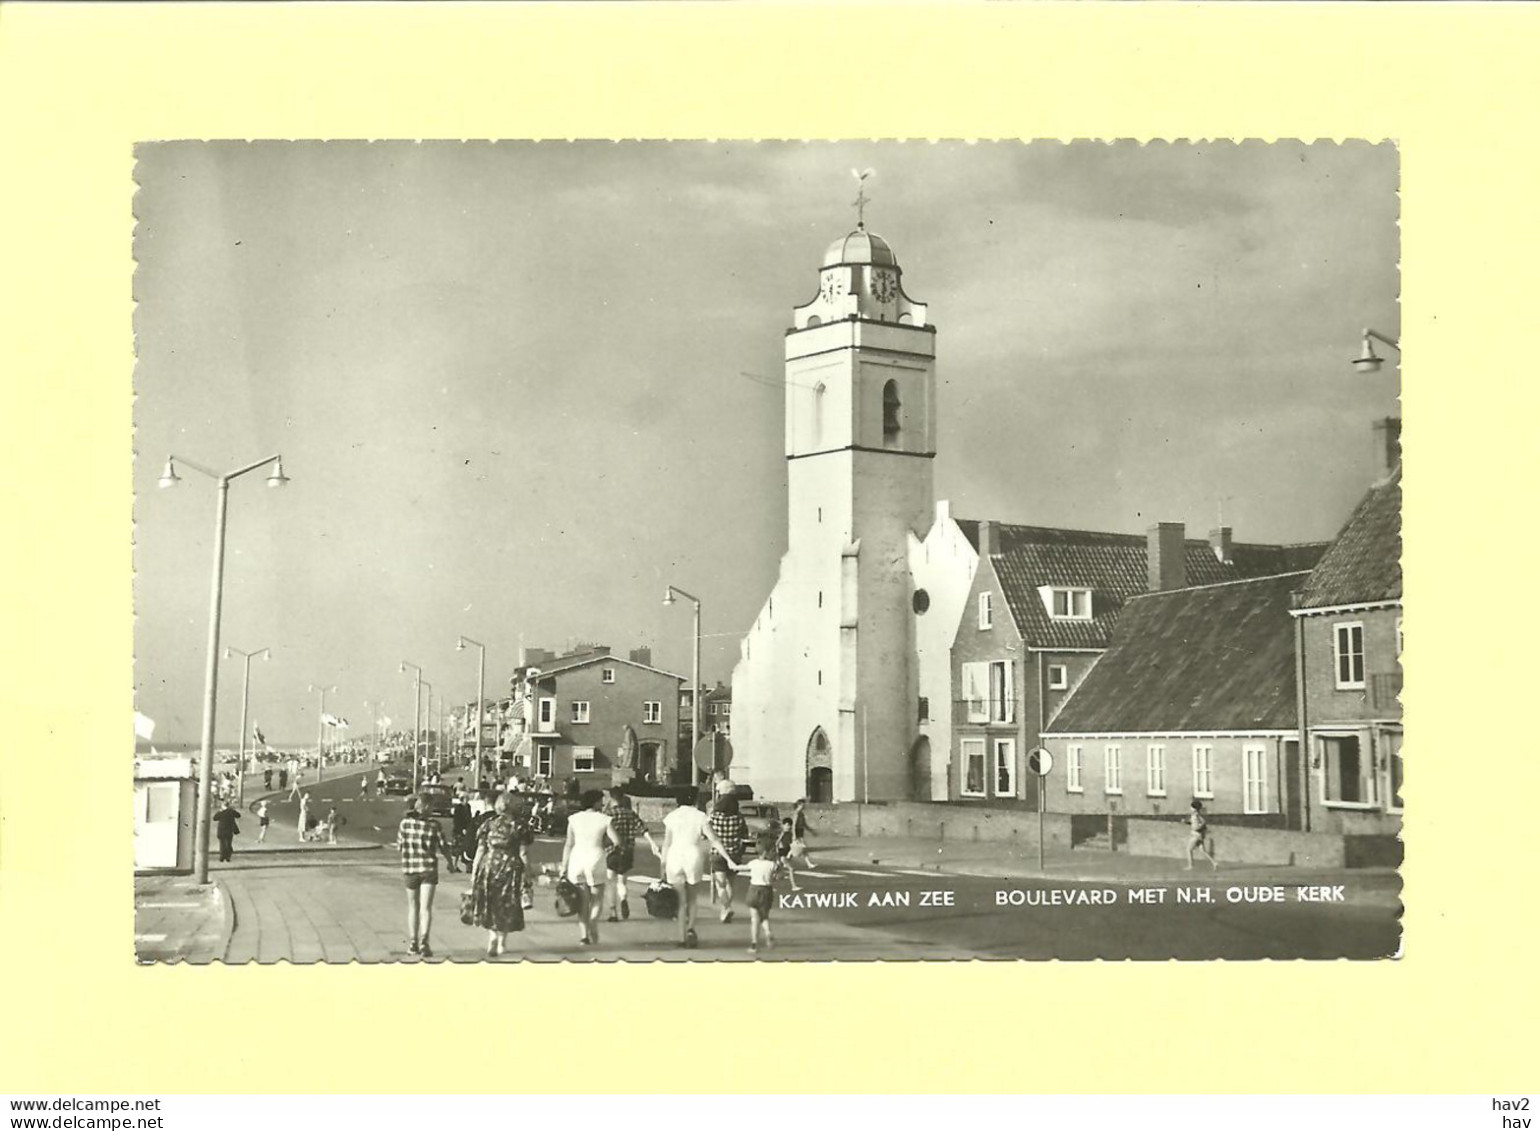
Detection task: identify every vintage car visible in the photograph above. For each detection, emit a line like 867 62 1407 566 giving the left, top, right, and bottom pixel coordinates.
416 784 455 817
737 799 783 852
382 769 414 796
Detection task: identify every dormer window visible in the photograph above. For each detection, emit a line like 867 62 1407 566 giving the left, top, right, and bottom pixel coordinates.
1037 586 1093 621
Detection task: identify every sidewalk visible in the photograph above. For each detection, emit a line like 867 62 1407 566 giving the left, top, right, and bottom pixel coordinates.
134 873 229 964
197 860 983 964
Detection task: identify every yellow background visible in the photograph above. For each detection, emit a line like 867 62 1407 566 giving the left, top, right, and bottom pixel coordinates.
1 2 1536 1094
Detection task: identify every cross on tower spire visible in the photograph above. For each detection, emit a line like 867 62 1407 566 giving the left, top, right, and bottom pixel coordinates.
850 167 875 229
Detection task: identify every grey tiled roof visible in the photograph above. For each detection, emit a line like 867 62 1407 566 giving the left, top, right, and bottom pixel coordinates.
1046 572 1309 734
961 520 1327 650
1293 467 1402 610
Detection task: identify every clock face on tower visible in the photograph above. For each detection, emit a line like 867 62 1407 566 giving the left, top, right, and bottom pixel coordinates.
870 269 896 304
820 272 845 303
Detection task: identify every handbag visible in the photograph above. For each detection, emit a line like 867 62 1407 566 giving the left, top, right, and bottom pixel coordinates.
459 889 476 926
554 877 581 918
643 880 679 920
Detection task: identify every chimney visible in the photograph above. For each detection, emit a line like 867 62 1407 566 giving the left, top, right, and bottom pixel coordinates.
1373 417 1402 484
520 646 554 667
978 519 994 557
628 646 652 667
1208 526 1233 564
1147 522 1187 592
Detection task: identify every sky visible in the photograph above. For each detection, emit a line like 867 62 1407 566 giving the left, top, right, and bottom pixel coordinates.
132 140 1399 748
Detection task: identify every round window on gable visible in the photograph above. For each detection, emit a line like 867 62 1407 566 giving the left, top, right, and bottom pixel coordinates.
912 588 931 615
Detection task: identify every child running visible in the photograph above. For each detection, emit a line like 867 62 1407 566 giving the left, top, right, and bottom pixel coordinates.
775 817 803 892
734 834 780 955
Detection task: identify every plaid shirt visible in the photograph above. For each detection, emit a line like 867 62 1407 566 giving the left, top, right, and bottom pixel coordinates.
608 808 649 847
708 811 747 862
396 813 444 875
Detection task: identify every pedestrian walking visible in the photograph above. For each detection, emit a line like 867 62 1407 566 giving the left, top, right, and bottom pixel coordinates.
263 767 273 791
256 800 270 844
297 792 311 841
776 817 803 891
325 805 339 845
791 798 817 870
448 793 473 873
278 766 289 792
732 834 780 954
659 789 733 949
213 800 241 863
708 794 749 924
560 790 616 947
1186 800 1219 870
603 789 660 923
397 794 446 958
467 793 533 958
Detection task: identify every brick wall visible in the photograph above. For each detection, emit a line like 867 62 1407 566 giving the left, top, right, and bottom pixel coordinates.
1300 608 1402 726
1040 735 1291 818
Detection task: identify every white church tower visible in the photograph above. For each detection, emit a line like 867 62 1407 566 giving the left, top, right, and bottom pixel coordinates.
732 222 936 803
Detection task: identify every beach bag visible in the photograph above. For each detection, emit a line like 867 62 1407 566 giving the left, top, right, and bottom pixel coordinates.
521 877 535 911
643 880 678 920
459 890 476 926
554 877 581 918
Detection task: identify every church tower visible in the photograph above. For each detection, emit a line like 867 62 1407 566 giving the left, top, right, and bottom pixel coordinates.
732 222 936 803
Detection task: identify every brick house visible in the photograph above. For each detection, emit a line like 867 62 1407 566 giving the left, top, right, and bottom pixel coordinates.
1040 571 1309 824
949 519 1324 805
504 646 685 789
1290 456 1402 835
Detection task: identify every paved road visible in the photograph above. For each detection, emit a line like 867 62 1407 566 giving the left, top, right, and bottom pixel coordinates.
199 767 1401 962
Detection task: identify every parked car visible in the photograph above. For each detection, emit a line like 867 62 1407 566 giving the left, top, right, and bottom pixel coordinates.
737 800 782 851
382 770 413 796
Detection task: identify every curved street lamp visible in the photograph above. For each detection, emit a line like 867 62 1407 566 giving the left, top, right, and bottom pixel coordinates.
457 635 487 790
664 585 702 785
224 645 270 808
400 661 423 791
159 452 288 885
1352 328 1400 375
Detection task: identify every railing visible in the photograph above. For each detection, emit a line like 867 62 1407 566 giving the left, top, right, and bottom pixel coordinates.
953 698 1018 725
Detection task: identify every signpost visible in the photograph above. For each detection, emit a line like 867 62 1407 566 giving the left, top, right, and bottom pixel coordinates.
1026 747 1053 873
693 732 733 779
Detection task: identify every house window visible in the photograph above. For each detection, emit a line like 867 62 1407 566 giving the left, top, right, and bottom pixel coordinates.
571 700 590 724
1319 734 1374 806
1243 744 1269 814
601 667 616 684
1146 745 1167 797
993 738 1017 797
1049 588 1093 620
988 660 1015 723
1334 622 1365 689
573 747 595 773
536 745 553 777
721 703 730 718
1192 745 1214 799
1066 745 1084 793
537 698 555 728
917 696 930 723
1104 745 1123 795
1384 731 1404 812
1047 664 1069 691
961 739 987 797
643 701 662 725
978 592 993 629
961 662 989 723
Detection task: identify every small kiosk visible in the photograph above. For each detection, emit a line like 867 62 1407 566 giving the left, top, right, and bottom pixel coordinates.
133 757 197 873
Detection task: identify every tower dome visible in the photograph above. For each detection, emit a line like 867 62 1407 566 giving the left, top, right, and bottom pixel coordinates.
822 228 900 269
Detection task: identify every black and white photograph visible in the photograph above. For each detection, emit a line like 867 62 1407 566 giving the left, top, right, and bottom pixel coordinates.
132 139 1402 963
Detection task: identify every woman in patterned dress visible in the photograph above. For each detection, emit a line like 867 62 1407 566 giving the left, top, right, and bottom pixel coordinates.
469 792 533 957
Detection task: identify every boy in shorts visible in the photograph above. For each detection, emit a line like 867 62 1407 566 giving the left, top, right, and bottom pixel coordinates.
396 795 446 957
734 834 780 954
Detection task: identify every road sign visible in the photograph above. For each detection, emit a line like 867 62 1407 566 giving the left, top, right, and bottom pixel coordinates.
693 731 734 773
1027 747 1053 777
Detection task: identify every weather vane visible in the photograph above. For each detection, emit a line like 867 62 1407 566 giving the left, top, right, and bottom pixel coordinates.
851 167 875 228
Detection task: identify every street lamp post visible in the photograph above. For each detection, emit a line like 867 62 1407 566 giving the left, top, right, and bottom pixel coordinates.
457 635 487 790
421 680 434 780
401 662 423 791
309 683 336 785
158 451 288 886
224 645 269 809
1352 328 1400 375
664 585 702 786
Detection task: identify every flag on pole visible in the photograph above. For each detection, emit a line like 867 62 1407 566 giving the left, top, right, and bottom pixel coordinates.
378 716 391 728
134 711 156 741
253 725 268 748
322 713 341 728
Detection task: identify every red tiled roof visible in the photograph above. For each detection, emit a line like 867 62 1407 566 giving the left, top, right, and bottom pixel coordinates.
1046 572 1308 734
1293 467 1402 611
961 520 1326 650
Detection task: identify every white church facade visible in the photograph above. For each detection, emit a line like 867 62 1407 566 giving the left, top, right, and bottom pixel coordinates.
731 227 981 803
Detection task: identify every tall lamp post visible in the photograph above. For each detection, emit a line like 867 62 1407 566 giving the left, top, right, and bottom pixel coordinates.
225 645 269 809
421 680 434 780
157 451 288 886
308 683 336 785
457 635 487 790
401 662 423 791
663 585 702 785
